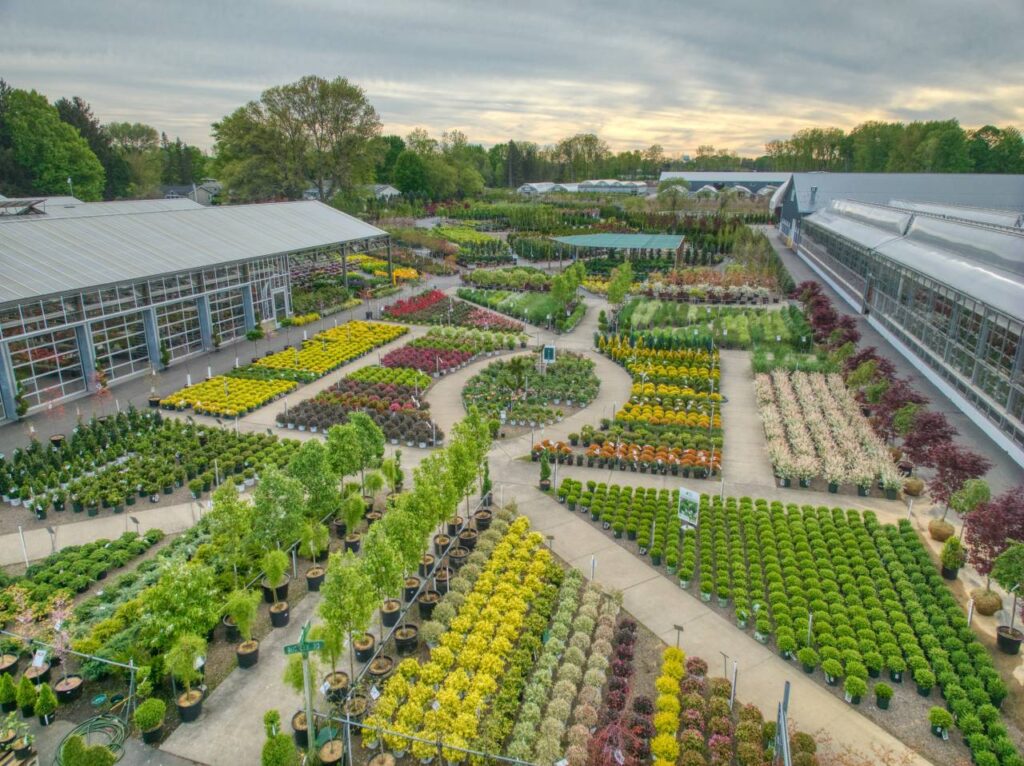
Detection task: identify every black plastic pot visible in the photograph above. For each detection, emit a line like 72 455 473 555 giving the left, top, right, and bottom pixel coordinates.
877 697 890 710
270 603 290 628
418 555 435 577
223 615 240 643
446 517 464 536
344 535 361 553
381 600 401 628
433 535 450 555
13 739 32 760
142 724 163 744
940 566 959 581
322 672 349 703
418 591 440 619
261 576 290 604
237 641 260 669
997 626 1023 655
473 509 492 531
177 692 204 723
394 625 419 655
306 567 325 592
449 547 469 569
333 519 347 538
292 711 308 749
353 635 376 663
54 674 84 704
458 529 478 550
403 577 421 603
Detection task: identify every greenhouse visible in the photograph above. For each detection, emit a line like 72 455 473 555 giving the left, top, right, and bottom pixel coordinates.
798 199 1024 455
0 200 390 419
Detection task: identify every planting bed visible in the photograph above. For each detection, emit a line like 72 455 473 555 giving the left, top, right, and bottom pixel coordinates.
462 351 599 430
254 321 407 378
160 375 297 417
381 326 526 376
458 288 587 332
617 303 810 353
278 365 443 447
384 289 522 332
754 370 901 495
0 411 297 528
545 481 1023 766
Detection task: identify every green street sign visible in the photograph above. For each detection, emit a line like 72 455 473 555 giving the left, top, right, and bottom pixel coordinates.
283 640 324 656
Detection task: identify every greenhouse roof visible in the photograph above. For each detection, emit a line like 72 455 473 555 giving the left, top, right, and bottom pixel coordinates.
0 201 387 305
552 233 683 250
805 199 1024 318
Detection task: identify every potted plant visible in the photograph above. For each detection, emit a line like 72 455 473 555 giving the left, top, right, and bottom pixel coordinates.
341 494 365 553
874 683 892 710
539 453 551 491
33 683 57 726
10 719 32 761
167 633 206 723
300 521 329 591
0 712 17 750
0 674 14 713
263 550 291 628
992 543 1024 655
353 633 376 664
886 655 905 683
843 676 866 705
913 667 934 697
821 659 842 687
929 706 952 738
225 589 261 669
15 675 35 718
797 648 819 674
134 697 166 744
939 536 966 580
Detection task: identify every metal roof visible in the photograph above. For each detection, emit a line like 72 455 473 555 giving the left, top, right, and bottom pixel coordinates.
804 199 1024 318
782 173 1024 215
887 199 1023 230
0 201 387 306
553 233 683 250
0 197 203 221
659 171 791 185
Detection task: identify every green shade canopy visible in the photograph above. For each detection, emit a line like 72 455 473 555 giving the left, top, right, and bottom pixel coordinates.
552 233 684 250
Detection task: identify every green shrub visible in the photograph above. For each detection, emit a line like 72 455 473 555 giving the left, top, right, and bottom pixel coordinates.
874 683 892 701
134 697 166 731
928 707 953 730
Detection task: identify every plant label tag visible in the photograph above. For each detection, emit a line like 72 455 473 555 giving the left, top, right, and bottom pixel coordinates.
194 655 205 670
32 650 46 667
431 700 440 711
844 692 853 703
370 685 380 700
614 749 625 765
54 620 63 631
320 681 331 696
942 731 949 741
556 760 568 766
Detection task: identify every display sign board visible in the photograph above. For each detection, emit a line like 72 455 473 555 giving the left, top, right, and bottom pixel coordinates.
542 345 556 363
677 488 700 528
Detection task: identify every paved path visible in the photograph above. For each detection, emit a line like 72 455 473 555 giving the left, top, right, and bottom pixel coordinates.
719 349 776 488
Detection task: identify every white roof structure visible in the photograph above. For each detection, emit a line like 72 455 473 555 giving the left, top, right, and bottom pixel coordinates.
659 171 791 187
516 182 557 194
887 200 1023 230
0 196 84 216
805 200 1024 318
0 197 203 221
0 201 386 305
694 185 719 195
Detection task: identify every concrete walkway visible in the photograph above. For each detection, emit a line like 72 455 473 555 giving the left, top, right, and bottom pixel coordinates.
719 349 776 488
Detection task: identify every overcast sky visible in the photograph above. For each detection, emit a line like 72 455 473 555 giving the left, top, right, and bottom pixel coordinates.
1 0 1021 156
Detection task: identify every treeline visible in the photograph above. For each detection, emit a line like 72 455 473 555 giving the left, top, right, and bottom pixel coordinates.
0 81 208 201
763 120 1024 173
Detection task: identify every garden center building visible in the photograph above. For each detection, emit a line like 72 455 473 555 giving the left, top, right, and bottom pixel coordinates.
0 200 389 421
793 198 1024 465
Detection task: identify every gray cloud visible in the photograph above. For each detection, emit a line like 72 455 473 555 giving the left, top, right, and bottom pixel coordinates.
0 0 1019 155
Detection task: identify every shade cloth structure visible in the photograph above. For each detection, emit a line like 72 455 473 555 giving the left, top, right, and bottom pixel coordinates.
552 233 684 251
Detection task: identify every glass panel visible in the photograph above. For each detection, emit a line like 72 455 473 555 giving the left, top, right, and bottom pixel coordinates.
155 300 203 360
91 311 150 381
8 328 85 408
208 289 246 343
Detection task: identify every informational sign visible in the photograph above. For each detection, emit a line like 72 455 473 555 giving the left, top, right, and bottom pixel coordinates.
32 650 46 668
542 345 556 364
320 680 331 696
677 488 700 528
370 685 381 700
284 640 324 656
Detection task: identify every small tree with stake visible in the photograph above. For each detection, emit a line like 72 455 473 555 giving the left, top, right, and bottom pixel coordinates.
965 487 1024 615
166 633 206 711
992 543 1024 653
362 523 404 641
319 552 375 678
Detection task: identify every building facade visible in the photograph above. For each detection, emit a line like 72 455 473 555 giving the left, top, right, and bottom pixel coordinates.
0 201 389 421
794 199 1024 462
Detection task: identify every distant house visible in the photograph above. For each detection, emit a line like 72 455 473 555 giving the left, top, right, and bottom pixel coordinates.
370 184 401 200
162 179 222 206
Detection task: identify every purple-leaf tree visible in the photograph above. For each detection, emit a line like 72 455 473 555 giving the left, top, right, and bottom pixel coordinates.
48 595 72 682
928 443 992 520
965 488 1024 590
902 410 957 467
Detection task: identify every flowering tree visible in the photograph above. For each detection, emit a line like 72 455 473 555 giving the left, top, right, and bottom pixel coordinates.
965 489 1024 590
928 443 992 518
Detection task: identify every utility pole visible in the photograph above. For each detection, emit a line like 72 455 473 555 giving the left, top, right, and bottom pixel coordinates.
283 620 324 757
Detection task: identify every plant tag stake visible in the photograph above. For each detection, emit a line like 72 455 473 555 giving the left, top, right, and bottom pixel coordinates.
32 650 46 668
320 680 331 696
844 692 852 703
431 700 440 711
370 685 381 700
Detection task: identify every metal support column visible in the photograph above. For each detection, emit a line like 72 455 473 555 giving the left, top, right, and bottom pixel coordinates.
196 294 213 350
970 315 992 385
386 240 393 282
342 246 349 288
241 284 256 331
74 324 97 391
142 307 161 367
0 344 19 421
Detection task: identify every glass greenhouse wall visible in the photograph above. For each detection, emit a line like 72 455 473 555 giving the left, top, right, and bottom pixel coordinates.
800 217 1024 451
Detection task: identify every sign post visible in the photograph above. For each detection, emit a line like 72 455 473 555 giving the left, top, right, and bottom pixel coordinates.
677 489 700 529
283 620 325 755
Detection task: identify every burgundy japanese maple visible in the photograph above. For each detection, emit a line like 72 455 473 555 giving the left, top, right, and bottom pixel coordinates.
928 442 993 517
964 488 1024 589
902 410 957 466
